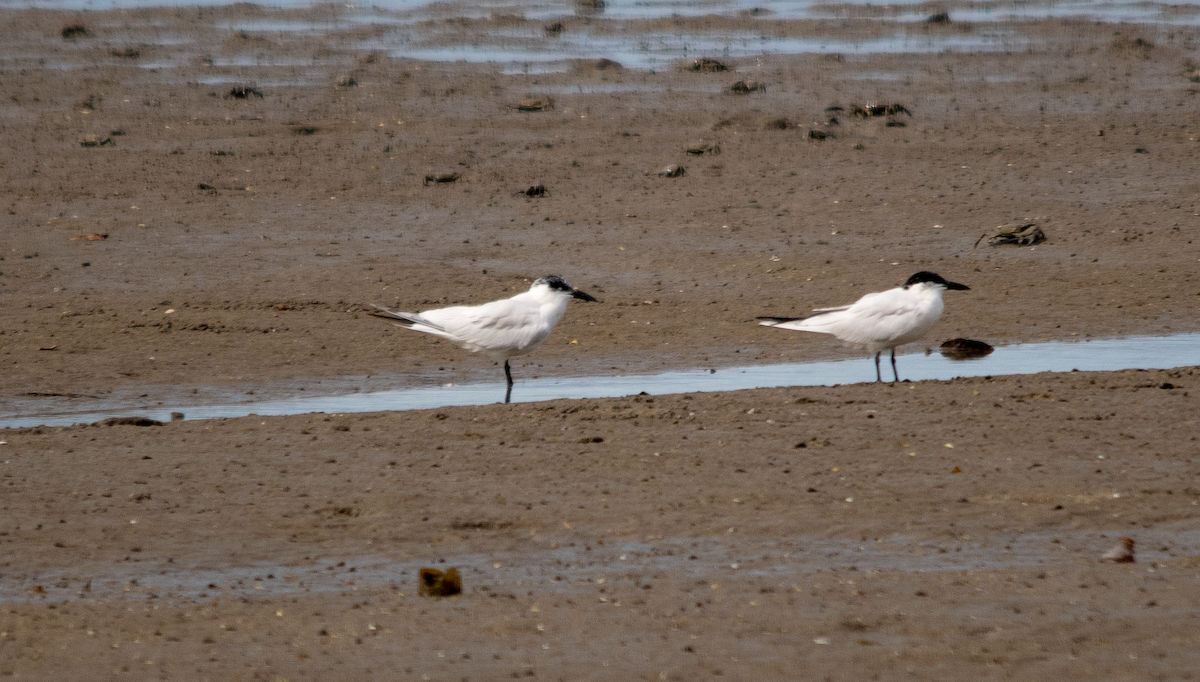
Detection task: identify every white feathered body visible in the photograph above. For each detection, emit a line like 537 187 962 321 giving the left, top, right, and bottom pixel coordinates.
767 282 947 353
381 285 571 360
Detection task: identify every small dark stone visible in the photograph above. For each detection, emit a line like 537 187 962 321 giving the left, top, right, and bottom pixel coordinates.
939 338 994 360
688 58 727 72
516 97 553 112
96 417 164 427
851 103 911 118
658 164 685 178
424 173 461 185
225 86 264 99
729 80 765 94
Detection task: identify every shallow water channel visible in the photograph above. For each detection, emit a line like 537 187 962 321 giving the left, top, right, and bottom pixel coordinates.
3 333 1198 429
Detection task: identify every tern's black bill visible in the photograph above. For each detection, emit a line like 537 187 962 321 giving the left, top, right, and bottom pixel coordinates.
572 289 599 302
946 281 970 291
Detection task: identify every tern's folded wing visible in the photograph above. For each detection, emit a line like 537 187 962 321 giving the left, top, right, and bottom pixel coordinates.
842 289 925 321
820 290 937 345
422 299 548 353
758 303 849 330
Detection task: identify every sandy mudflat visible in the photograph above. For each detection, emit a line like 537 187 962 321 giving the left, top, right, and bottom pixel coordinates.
2 5 1200 680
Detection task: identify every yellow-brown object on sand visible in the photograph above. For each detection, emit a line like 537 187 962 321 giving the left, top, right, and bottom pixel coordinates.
419 567 462 597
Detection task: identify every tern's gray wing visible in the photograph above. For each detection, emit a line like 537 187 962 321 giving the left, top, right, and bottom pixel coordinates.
419 298 555 356
801 288 939 347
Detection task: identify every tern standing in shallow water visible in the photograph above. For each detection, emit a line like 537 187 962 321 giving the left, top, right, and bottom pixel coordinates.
372 275 598 403
758 271 970 383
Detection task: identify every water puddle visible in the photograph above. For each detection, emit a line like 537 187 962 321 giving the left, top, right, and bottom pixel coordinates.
134 54 350 75
207 55 354 67
7 0 1197 26
11 0 1192 80
845 70 910 81
3 334 1198 429
531 82 672 94
3 526 1195 605
219 14 419 34
194 73 326 87
936 2 1200 26
383 30 1027 71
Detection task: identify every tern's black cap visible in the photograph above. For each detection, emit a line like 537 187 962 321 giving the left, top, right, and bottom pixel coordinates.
535 275 598 301
535 275 574 292
903 271 970 290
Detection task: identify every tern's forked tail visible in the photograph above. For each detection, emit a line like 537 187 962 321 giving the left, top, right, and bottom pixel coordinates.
757 316 802 326
369 304 446 332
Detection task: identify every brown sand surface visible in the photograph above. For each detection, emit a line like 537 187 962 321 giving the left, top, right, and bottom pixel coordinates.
4 369 1200 680
2 6 1200 680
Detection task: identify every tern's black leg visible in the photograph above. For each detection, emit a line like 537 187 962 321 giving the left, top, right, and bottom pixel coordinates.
890 349 900 383
504 360 513 404
874 352 882 383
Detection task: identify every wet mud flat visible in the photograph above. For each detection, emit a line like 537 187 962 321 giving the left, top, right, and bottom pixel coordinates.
3 7 1200 411
4 367 1200 679
3 4 1200 679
